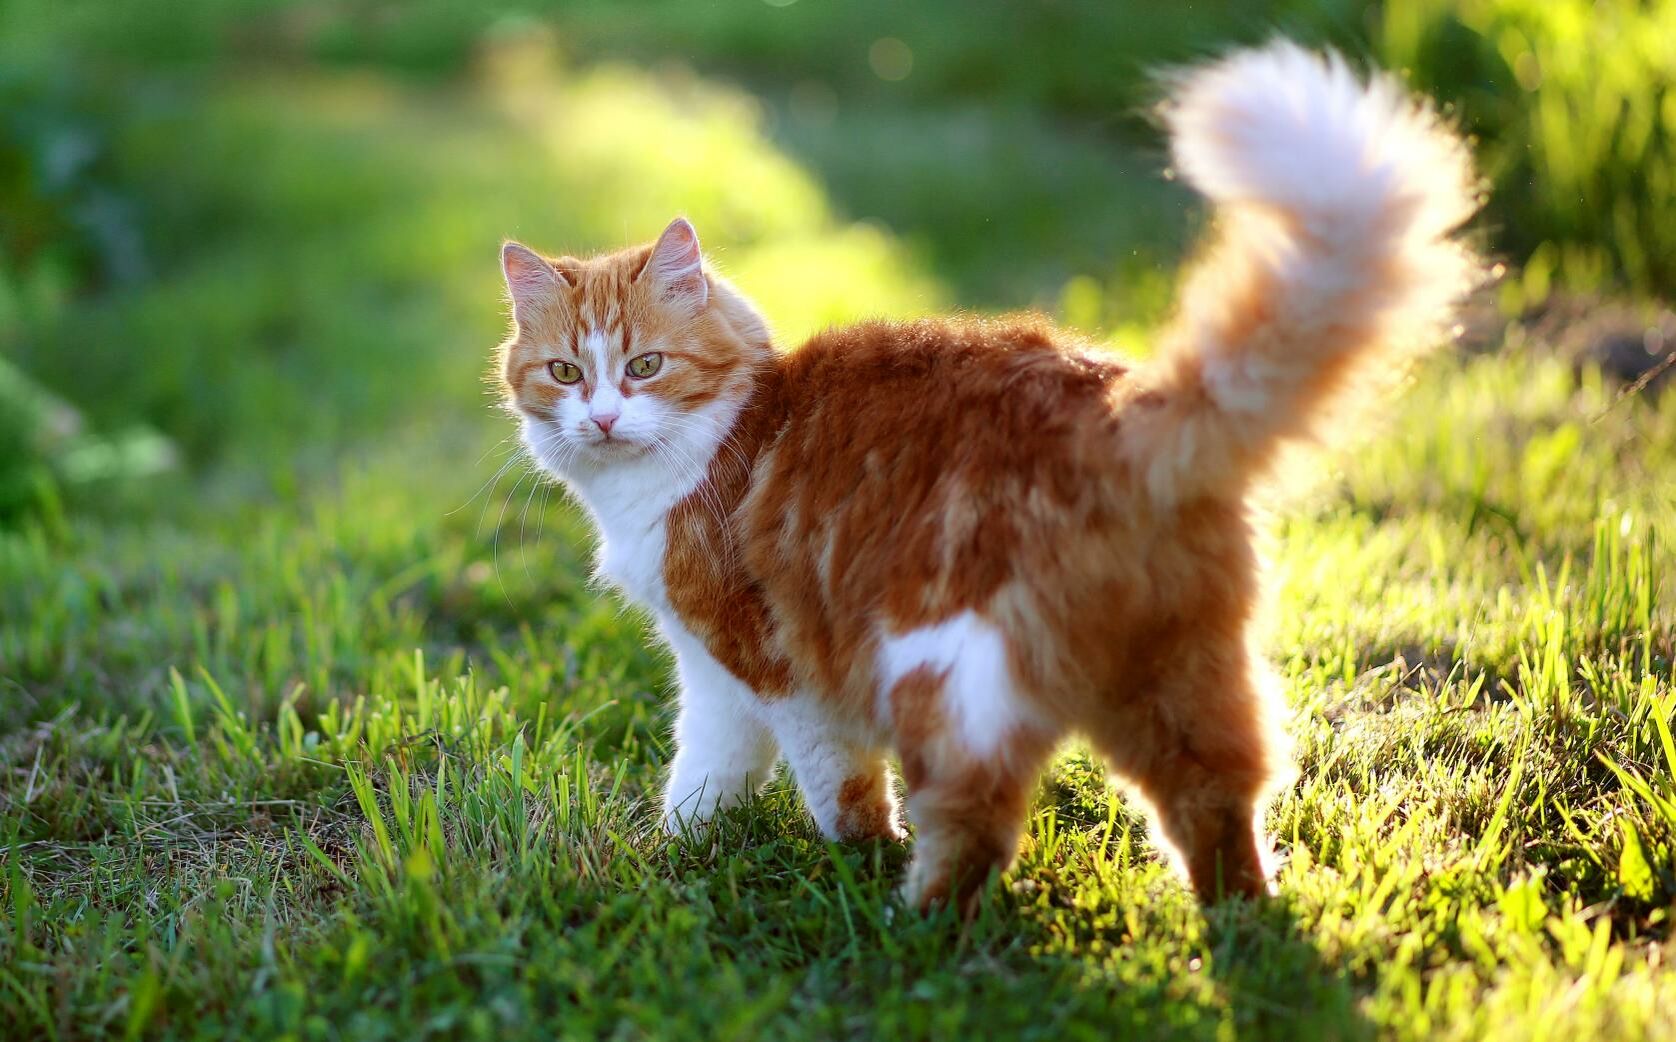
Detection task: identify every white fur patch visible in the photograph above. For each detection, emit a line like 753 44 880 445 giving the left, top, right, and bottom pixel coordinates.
876 611 1034 758
581 328 610 372
580 328 625 421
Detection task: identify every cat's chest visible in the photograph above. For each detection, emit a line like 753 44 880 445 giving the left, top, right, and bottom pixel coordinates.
565 456 695 613
597 519 669 610
585 493 675 612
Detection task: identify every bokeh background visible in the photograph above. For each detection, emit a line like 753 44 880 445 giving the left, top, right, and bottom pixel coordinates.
4 0 1673 522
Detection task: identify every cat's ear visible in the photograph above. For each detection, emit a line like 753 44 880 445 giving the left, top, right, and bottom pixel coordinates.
502 242 570 321
640 217 708 314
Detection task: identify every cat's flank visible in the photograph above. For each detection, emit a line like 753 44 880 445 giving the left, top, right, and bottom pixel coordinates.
493 43 1478 908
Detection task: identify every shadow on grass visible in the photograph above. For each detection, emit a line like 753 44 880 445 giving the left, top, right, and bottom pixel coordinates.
655 776 1378 1040
1196 893 1374 1041
966 869 1376 1040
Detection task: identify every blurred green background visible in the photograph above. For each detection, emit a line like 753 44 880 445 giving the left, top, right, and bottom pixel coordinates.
4 0 1673 521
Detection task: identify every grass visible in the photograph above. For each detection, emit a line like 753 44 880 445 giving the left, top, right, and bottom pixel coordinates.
6 345 1676 1042
3 18 1676 1042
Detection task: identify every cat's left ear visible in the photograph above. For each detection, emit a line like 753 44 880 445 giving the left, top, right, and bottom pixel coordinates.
640 217 708 314
502 241 563 325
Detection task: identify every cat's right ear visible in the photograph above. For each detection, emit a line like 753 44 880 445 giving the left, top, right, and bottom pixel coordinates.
640 218 708 315
501 242 570 323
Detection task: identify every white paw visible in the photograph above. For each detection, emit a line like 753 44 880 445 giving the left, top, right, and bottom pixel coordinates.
662 798 718 837
662 777 744 836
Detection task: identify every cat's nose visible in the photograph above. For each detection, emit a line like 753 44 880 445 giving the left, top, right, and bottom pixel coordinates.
591 412 619 435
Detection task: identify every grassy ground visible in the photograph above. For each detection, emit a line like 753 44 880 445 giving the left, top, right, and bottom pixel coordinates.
4 26 1676 1042
7 348 1675 1041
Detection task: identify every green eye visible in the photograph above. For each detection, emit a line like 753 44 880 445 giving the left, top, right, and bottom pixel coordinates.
627 352 663 378
549 360 582 385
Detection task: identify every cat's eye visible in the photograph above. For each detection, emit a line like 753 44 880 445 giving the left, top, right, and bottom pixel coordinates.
549 360 583 385
627 352 663 379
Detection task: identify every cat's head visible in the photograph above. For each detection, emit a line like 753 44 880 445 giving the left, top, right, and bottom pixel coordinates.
497 218 770 475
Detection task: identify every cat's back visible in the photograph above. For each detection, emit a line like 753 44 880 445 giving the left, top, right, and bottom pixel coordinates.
777 317 1129 436
758 316 1137 506
738 317 1143 691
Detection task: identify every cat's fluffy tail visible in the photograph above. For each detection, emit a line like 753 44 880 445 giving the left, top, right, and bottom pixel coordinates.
1126 42 1480 505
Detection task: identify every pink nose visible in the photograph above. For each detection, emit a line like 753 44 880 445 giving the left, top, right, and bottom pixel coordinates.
591 412 619 435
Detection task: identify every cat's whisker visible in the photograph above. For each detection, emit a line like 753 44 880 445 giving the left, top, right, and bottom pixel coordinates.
660 411 745 480
532 478 556 555
517 462 547 582
652 432 736 553
647 437 721 535
448 435 526 518
471 431 521 469
476 427 569 546
658 412 753 480
489 467 535 608
520 437 580 561
472 452 531 541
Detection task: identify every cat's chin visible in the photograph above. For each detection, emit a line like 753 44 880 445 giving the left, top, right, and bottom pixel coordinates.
564 435 655 469
585 439 652 462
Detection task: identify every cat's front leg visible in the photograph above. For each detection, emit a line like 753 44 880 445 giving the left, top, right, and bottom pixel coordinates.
661 626 780 833
759 695 905 843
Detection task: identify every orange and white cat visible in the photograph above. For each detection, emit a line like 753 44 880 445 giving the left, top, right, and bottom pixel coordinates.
493 43 1478 908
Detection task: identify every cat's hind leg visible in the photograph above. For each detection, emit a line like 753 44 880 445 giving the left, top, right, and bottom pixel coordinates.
1091 642 1285 901
877 614 1059 912
891 668 1056 911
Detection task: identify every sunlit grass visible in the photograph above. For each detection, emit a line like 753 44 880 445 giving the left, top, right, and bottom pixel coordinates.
2 30 1675 1042
5 340 1673 1039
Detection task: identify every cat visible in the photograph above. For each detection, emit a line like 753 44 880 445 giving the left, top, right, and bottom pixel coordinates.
492 42 1478 909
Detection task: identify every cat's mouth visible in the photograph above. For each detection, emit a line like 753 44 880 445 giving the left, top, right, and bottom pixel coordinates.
581 431 650 458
